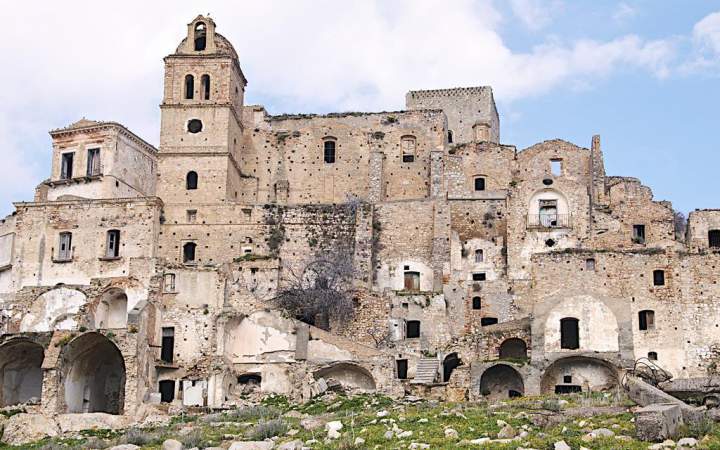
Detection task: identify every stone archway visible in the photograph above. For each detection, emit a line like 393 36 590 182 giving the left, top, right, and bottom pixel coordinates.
479 364 524 399
59 332 126 414
0 340 44 406
499 338 528 359
540 356 618 394
94 288 128 329
314 363 376 391
443 353 462 382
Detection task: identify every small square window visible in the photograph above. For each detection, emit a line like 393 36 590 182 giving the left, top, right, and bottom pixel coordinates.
474 177 486 191
406 320 421 338
585 258 595 271
187 210 197 223
563 375 572 383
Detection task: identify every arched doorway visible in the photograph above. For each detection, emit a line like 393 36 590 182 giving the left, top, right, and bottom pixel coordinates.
540 356 618 394
479 364 524 399
59 333 126 414
94 289 128 329
443 353 462 382
499 338 528 359
0 340 44 406
314 363 376 391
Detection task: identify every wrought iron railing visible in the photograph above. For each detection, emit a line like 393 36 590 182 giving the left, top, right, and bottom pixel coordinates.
526 213 572 229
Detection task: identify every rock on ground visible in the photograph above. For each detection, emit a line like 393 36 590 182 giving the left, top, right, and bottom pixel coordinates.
554 441 571 450
277 439 303 449
325 420 343 439
162 438 183 450
1 413 60 445
300 417 324 431
57 412 131 432
228 442 275 450
108 446 141 450
677 437 698 447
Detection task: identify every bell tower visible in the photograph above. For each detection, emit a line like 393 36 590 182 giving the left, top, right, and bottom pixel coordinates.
157 15 247 204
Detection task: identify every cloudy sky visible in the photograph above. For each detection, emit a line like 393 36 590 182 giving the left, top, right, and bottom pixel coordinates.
1 0 719 216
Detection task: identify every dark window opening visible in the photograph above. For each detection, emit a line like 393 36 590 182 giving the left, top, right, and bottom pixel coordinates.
194 22 206 51
184 74 194 99
474 177 486 191
406 320 420 338
323 140 336 163
545 239 556 247
161 327 174 363
585 258 596 271
639 310 655 330
653 270 665 286
555 385 582 394
481 317 498 326
106 229 120 258
201 74 210 100
633 224 646 244
183 242 196 263
447 130 453 143
648 351 658 361
563 375 572 383
188 119 203 133
159 380 174 403
709 230 720 248
86 148 100 176
472 296 481 310
402 154 415 163
499 338 527 359
401 136 416 162
560 317 579 349
396 359 408 379
238 373 262 385
443 353 461 382
509 390 523 398
472 272 486 281
186 171 198 190
404 271 420 291
61 152 74 179
475 249 484 263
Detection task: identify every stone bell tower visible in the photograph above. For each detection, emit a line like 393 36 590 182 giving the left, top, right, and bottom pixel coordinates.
157 15 248 204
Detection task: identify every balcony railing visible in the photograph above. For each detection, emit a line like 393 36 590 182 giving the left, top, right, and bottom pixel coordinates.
527 213 572 229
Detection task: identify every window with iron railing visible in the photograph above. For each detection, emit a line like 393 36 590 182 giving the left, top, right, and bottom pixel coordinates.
526 213 572 229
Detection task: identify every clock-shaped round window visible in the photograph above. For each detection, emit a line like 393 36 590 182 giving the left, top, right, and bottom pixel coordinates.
188 119 203 134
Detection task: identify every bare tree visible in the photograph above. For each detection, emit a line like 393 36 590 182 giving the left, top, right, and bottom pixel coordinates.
274 248 356 330
367 324 394 349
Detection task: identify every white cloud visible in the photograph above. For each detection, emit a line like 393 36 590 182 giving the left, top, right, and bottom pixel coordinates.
0 0 680 215
613 2 638 23
509 0 561 30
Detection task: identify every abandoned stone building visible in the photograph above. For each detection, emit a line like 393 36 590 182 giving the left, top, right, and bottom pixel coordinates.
1 15 719 418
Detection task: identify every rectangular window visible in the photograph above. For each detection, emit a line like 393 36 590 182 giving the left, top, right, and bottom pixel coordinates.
404 271 420 291
560 318 579 349
472 272 486 281
86 148 101 176
163 273 176 293
653 270 665 286
406 320 421 338
709 230 720 248
396 359 408 379
474 177 486 191
633 225 646 244
323 140 336 164
186 210 197 223
475 249 484 263
159 380 175 403
106 230 120 258
472 297 481 310
58 232 72 260
550 159 562 176
402 154 415 163
161 327 175 363
639 310 655 330
539 199 559 227
481 317 498 326
61 152 74 179
585 258 596 271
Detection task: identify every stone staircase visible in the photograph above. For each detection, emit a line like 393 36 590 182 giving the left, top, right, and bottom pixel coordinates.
412 357 439 384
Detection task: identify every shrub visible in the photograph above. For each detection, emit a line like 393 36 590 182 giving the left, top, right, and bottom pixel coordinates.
249 418 288 440
228 405 280 422
119 428 160 446
541 398 562 412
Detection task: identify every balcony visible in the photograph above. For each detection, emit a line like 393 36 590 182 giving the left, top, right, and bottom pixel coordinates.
527 213 572 230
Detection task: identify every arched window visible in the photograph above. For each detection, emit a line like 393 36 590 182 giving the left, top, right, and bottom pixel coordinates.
183 242 197 263
184 75 194 99
475 249 484 263
186 171 198 190
472 296 481 310
447 130 454 144
639 310 655 330
323 139 336 164
560 317 579 349
648 351 658 361
194 22 207 51
401 135 416 163
201 74 210 100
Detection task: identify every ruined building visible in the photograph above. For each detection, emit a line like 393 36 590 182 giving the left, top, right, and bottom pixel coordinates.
1 16 719 416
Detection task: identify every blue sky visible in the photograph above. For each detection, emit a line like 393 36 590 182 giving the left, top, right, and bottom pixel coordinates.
0 0 718 216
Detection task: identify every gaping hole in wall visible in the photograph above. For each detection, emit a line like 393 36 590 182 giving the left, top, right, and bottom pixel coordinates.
443 352 462 382
183 242 197 263
540 356 618 394
0 340 44 407
499 338 528 359
709 230 720 248
406 320 421 338
94 288 128 329
159 380 175 403
447 130 454 143
237 373 262 394
633 224 646 244
60 332 126 414
314 363 376 392
481 317 498 326
479 364 524 399
194 22 206 51
560 317 579 349
396 359 408 379
161 327 174 363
